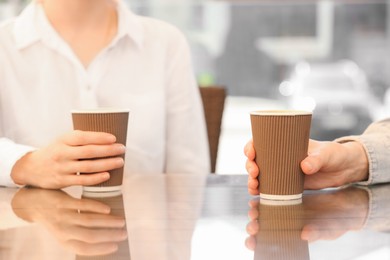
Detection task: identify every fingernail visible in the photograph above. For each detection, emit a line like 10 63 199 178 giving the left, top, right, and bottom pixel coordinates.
109 135 116 142
118 158 125 164
121 230 128 239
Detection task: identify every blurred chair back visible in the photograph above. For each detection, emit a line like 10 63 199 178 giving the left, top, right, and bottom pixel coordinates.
199 86 226 173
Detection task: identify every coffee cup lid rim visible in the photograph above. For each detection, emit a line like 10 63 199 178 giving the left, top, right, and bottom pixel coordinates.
71 108 130 114
250 110 312 116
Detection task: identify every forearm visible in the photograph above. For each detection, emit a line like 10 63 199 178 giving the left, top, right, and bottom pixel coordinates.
336 119 390 185
0 138 35 187
341 141 369 184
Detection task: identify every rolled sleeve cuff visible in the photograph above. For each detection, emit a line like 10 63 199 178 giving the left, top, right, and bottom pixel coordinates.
335 134 389 186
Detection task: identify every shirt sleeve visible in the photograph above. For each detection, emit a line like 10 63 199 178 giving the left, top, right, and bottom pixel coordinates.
335 118 390 185
163 27 210 175
0 40 36 187
362 184 390 232
0 138 35 187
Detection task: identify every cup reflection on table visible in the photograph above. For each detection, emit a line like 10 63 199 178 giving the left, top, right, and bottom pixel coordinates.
76 191 130 260
249 186 369 260
250 110 312 201
254 199 310 260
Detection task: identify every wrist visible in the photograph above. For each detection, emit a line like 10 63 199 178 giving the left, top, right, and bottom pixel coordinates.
342 141 369 183
10 152 33 186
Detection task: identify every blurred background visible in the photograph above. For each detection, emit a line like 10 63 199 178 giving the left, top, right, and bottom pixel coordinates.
2 0 390 174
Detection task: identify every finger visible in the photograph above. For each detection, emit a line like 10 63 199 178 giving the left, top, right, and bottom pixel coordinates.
248 187 259 196
246 159 259 178
57 196 111 214
244 139 255 160
301 224 321 242
61 172 110 187
304 173 340 190
301 153 324 175
66 143 126 160
72 213 126 229
65 240 119 256
301 223 345 242
70 157 124 174
248 199 259 209
248 176 259 190
65 227 128 244
61 131 117 146
245 235 257 251
248 207 259 221
246 219 259 235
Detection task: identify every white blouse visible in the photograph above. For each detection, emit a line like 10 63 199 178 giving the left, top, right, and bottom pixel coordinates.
0 1 210 186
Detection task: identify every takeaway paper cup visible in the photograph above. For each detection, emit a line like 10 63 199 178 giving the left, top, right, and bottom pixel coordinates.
250 110 312 201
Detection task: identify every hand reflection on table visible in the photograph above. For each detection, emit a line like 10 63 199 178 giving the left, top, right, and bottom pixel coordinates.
11 188 128 258
245 186 369 259
2 173 206 260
